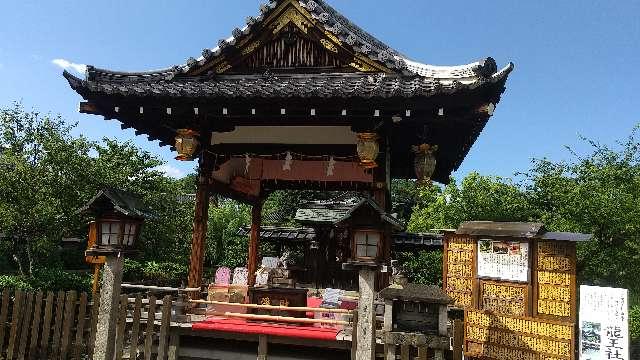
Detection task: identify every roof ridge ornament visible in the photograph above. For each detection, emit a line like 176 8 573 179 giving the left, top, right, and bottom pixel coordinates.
246 16 257 26
301 0 317 11
201 48 213 59
232 27 243 39
473 57 498 78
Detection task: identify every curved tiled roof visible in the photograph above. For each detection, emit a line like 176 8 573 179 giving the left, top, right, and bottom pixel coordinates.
70 0 512 85
64 66 512 100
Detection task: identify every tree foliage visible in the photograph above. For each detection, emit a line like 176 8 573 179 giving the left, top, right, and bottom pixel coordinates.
0 103 190 273
408 127 640 298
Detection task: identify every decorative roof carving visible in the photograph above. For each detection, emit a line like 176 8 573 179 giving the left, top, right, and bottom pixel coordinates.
68 0 512 82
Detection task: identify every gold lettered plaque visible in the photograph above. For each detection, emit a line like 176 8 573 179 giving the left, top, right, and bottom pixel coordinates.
465 309 575 360
444 234 475 308
536 241 575 320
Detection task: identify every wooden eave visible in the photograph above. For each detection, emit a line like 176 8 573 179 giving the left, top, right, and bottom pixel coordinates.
62 0 515 184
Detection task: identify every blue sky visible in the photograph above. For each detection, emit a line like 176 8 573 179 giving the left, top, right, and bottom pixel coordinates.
1 1 639 180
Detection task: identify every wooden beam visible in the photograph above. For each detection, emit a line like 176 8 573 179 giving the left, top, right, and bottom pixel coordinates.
79 101 101 115
247 201 263 287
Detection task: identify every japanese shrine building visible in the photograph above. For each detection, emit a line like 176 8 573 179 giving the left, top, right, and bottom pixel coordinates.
63 0 513 291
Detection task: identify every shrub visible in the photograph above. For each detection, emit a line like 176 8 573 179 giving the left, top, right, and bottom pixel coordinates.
0 268 91 293
631 305 640 341
142 261 188 287
396 250 443 287
123 259 145 282
0 275 33 290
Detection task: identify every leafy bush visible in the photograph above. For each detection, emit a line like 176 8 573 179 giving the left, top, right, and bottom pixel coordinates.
122 260 188 287
396 250 443 287
0 268 91 293
123 259 145 282
0 275 33 290
631 305 640 341
142 261 188 287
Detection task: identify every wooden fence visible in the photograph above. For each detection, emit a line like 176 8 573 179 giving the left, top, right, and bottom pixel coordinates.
0 289 98 360
2 287 464 360
0 289 179 360
114 293 178 360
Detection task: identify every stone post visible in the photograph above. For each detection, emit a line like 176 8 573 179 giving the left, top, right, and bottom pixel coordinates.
433 303 448 360
93 255 124 360
356 268 376 360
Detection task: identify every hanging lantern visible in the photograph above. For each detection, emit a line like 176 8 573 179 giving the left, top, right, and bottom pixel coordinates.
356 132 380 168
174 129 200 161
412 144 438 185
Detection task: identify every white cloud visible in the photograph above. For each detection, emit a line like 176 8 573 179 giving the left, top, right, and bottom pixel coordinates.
155 165 185 179
51 58 86 74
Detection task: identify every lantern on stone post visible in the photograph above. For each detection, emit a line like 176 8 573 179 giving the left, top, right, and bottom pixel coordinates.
340 198 404 360
412 144 438 186
175 129 200 161
356 132 380 168
78 189 148 360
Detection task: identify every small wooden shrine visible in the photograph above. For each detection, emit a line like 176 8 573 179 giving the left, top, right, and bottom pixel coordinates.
443 221 592 360
237 196 443 290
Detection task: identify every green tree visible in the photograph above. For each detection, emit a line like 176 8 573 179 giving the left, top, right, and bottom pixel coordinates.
408 173 532 232
0 103 195 273
525 130 640 291
0 104 94 274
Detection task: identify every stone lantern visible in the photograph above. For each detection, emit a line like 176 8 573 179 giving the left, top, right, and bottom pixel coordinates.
78 189 148 360
379 281 452 360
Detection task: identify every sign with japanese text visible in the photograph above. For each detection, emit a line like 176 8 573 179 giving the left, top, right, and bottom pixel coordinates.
465 309 574 360
477 239 529 282
579 285 629 360
537 241 575 319
444 235 475 308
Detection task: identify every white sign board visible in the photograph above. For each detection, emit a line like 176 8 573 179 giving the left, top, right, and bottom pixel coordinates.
579 285 629 360
477 239 529 282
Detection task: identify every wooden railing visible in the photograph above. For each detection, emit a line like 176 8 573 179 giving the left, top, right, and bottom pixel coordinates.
113 293 183 360
0 289 98 360
1 287 464 360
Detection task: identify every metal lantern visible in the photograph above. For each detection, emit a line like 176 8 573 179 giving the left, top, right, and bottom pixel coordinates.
412 144 438 185
356 132 380 168
175 129 200 161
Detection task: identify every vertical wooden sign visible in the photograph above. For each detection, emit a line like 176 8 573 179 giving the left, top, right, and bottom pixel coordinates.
534 241 576 322
443 233 476 309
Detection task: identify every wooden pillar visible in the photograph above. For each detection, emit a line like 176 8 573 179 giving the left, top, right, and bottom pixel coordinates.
187 151 213 298
257 334 268 360
248 201 263 287
373 134 392 289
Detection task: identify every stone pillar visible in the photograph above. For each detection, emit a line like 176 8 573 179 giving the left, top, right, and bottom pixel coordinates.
356 268 376 360
93 255 124 360
433 304 449 360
